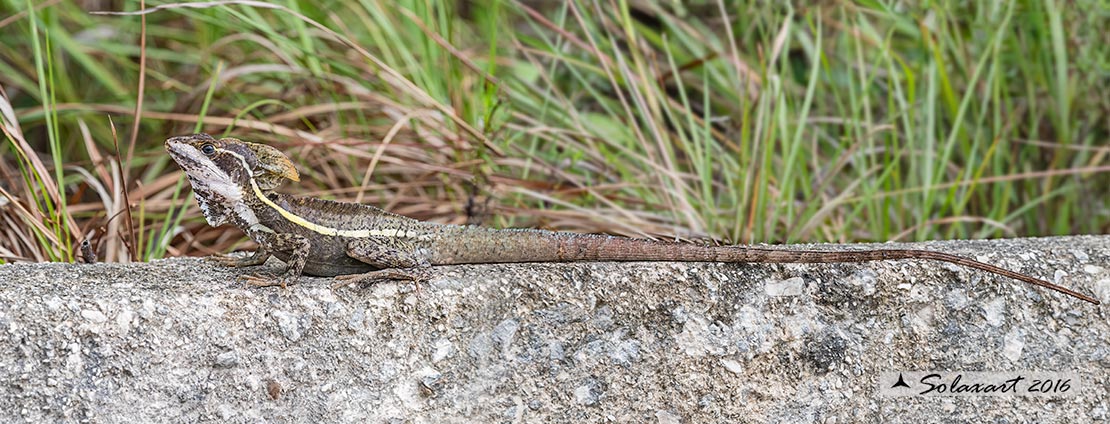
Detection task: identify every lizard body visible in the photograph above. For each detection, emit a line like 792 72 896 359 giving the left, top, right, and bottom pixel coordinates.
165 133 1099 305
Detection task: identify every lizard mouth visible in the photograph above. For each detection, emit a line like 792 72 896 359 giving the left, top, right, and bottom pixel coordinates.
165 137 196 167
165 133 220 164
165 137 230 188
165 135 221 180
165 136 200 165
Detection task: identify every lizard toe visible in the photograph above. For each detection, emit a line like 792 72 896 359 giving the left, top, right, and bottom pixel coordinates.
331 268 431 290
240 273 283 288
207 255 238 265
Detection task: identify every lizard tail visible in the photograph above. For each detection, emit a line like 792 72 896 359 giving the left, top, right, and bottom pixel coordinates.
431 228 1099 305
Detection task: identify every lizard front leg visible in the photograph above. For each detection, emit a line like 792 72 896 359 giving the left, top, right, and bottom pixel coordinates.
332 238 432 289
239 232 311 288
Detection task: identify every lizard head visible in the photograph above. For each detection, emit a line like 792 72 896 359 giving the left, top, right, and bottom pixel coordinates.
165 133 299 226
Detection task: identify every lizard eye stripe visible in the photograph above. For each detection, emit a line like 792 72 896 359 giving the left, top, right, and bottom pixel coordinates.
201 144 216 155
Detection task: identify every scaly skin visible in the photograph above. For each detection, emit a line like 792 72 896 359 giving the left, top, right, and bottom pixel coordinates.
165 133 1100 305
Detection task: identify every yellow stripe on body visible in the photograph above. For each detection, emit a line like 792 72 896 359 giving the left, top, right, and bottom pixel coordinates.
222 149 421 239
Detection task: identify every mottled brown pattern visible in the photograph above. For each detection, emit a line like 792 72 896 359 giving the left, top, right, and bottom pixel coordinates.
165 134 1099 305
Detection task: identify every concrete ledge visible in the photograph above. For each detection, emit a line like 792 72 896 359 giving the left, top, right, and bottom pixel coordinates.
0 236 1107 422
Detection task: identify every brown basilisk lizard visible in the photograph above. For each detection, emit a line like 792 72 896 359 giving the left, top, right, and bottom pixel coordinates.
165 133 1099 305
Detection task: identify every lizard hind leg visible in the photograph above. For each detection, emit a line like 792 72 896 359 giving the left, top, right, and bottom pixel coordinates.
333 238 432 290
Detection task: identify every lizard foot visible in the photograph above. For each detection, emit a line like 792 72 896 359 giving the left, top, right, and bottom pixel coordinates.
209 255 247 267
331 267 431 290
239 273 292 289
208 252 270 268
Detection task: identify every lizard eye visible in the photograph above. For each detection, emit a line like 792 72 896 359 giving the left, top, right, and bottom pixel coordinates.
200 144 216 155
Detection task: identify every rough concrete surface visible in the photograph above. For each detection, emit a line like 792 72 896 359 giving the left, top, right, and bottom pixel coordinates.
0 236 1107 423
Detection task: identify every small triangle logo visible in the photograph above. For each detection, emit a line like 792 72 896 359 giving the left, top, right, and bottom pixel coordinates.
891 373 911 389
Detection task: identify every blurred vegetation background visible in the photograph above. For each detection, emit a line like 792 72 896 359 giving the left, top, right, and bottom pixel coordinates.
0 0 1107 263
